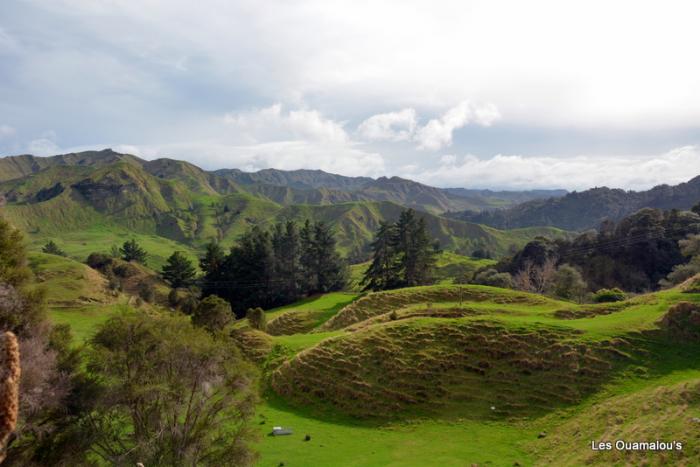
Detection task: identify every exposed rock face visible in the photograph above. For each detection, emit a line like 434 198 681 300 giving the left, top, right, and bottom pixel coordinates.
0 331 20 463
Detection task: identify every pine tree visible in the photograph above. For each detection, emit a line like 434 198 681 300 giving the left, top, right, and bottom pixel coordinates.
361 221 399 291
312 221 346 293
41 240 66 257
162 251 197 288
120 239 147 264
272 221 301 303
199 241 225 276
394 209 418 286
411 217 438 286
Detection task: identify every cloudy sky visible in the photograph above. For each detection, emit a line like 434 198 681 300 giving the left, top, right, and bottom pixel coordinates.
1 0 700 190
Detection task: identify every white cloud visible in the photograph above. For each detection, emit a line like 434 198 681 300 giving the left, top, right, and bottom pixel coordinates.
357 109 417 142
0 125 15 140
113 140 385 177
223 104 347 144
27 130 59 156
404 146 700 191
414 101 500 151
358 102 499 150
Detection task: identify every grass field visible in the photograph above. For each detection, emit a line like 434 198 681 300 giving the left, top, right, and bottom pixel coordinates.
39 250 700 466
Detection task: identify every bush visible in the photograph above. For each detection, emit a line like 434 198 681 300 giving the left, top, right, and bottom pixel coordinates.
472 268 513 289
593 288 627 303
138 282 155 303
86 311 257 466
192 295 233 332
113 262 139 278
168 288 180 307
246 307 267 331
41 240 66 257
86 253 113 270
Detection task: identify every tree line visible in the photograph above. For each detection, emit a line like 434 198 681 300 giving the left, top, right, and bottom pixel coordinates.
199 219 347 317
468 205 700 299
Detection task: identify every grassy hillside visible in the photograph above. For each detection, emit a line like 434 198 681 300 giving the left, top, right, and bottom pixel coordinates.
1 157 568 263
42 262 700 466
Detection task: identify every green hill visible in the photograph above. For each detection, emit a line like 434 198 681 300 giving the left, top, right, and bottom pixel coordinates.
0 153 568 261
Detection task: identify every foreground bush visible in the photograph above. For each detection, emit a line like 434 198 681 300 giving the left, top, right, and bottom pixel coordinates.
85 311 258 466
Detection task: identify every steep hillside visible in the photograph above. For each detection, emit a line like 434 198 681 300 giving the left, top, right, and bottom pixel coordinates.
215 167 373 191
450 177 700 230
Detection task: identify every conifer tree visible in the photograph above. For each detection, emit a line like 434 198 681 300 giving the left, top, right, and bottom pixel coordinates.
41 240 66 257
361 221 399 291
162 251 197 288
199 241 225 276
119 239 147 264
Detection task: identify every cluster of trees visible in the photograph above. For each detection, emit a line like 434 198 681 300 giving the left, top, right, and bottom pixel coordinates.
490 206 700 296
361 209 440 291
201 220 346 317
0 215 258 465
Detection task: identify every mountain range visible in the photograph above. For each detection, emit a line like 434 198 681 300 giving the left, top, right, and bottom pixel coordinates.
0 149 567 264
447 178 700 231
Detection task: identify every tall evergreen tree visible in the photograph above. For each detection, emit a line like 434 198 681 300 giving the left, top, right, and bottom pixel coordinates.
120 239 147 264
312 221 347 293
199 241 225 276
361 221 399 291
362 209 438 290
221 226 274 317
272 221 301 303
162 251 197 288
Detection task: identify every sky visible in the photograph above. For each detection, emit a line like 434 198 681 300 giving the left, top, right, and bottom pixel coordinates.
1 0 700 190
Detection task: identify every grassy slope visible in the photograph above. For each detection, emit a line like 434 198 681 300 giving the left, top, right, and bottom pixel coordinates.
43 266 700 465
1 161 568 264
255 284 700 466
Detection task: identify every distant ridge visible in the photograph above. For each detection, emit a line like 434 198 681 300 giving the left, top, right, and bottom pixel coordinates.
448 178 700 230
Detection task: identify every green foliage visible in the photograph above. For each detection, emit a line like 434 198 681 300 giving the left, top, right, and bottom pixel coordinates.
161 251 197 288
550 264 588 302
138 282 155 303
593 288 627 303
41 240 66 257
0 216 31 287
199 241 225 276
86 252 113 270
362 209 438 291
246 307 267 331
504 208 700 293
205 220 346 317
192 295 233 332
85 311 257 466
119 238 147 264
471 268 513 289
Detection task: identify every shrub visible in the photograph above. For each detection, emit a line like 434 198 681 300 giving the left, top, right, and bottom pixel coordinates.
472 268 513 289
593 288 627 303
138 282 155 303
41 240 66 257
192 295 233 332
246 307 267 332
112 262 139 278
86 253 113 270
168 288 180 307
